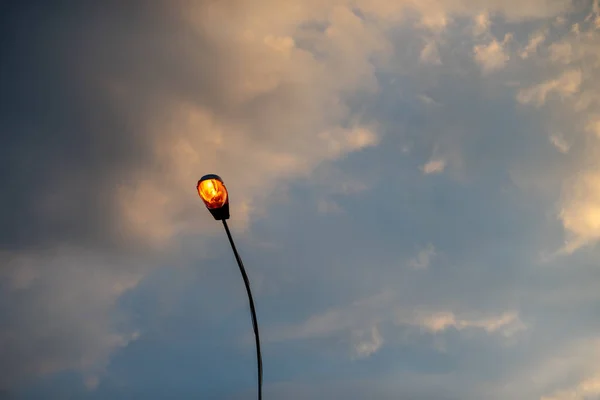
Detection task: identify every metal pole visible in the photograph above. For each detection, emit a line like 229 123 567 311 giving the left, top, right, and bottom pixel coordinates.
222 219 263 400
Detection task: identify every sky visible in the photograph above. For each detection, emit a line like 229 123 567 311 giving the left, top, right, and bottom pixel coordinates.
3 0 600 399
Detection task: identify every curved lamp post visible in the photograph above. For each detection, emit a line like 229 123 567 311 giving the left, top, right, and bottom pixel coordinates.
197 174 263 400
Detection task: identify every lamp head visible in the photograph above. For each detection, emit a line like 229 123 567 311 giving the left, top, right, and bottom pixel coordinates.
197 174 230 220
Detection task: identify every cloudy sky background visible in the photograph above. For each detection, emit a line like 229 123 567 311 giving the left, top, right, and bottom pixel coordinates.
3 0 600 398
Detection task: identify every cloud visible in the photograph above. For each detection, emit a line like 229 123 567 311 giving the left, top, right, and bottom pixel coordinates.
418 94 438 105
516 69 583 107
520 30 547 59
408 244 436 270
11 1 578 388
514 15 600 253
422 159 447 174
0 249 144 388
267 289 525 348
549 41 574 64
559 170 600 253
420 39 442 65
496 337 600 400
3 0 599 397
352 326 384 359
265 290 395 343
473 33 513 73
472 12 491 36
420 12 450 32
550 132 570 153
317 199 344 214
0 0 384 388
542 376 600 400
408 311 526 337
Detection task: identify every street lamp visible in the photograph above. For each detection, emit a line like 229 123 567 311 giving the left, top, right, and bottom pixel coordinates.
197 174 263 400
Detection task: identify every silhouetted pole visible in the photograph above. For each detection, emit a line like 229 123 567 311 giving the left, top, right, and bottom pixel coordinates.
222 219 263 400
197 174 263 400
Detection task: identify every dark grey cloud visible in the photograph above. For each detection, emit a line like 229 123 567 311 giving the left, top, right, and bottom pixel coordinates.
0 0 252 253
0 0 212 389
1 1 160 252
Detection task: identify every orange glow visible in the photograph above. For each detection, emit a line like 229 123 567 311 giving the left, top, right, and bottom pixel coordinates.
198 178 228 209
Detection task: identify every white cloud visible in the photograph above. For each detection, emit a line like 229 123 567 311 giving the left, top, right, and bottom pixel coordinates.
407 311 526 337
550 132 570 153
559 170 600 253
586 116 600 138
473 12 491 36
542 375 600 400
520 30 547 59
317 199 344 214
422 158 446 174
418 94 438 105
516 69 582 107
514 17 600 253
266 289 526 351
265 290 395 343
498 337 600 400
420 12 450 32
352 325 384 359
420 39 442 65
555 15 568 26
474 33 513 73
408 244 436 270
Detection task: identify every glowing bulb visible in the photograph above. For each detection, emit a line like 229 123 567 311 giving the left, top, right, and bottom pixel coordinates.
197 176 228 209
